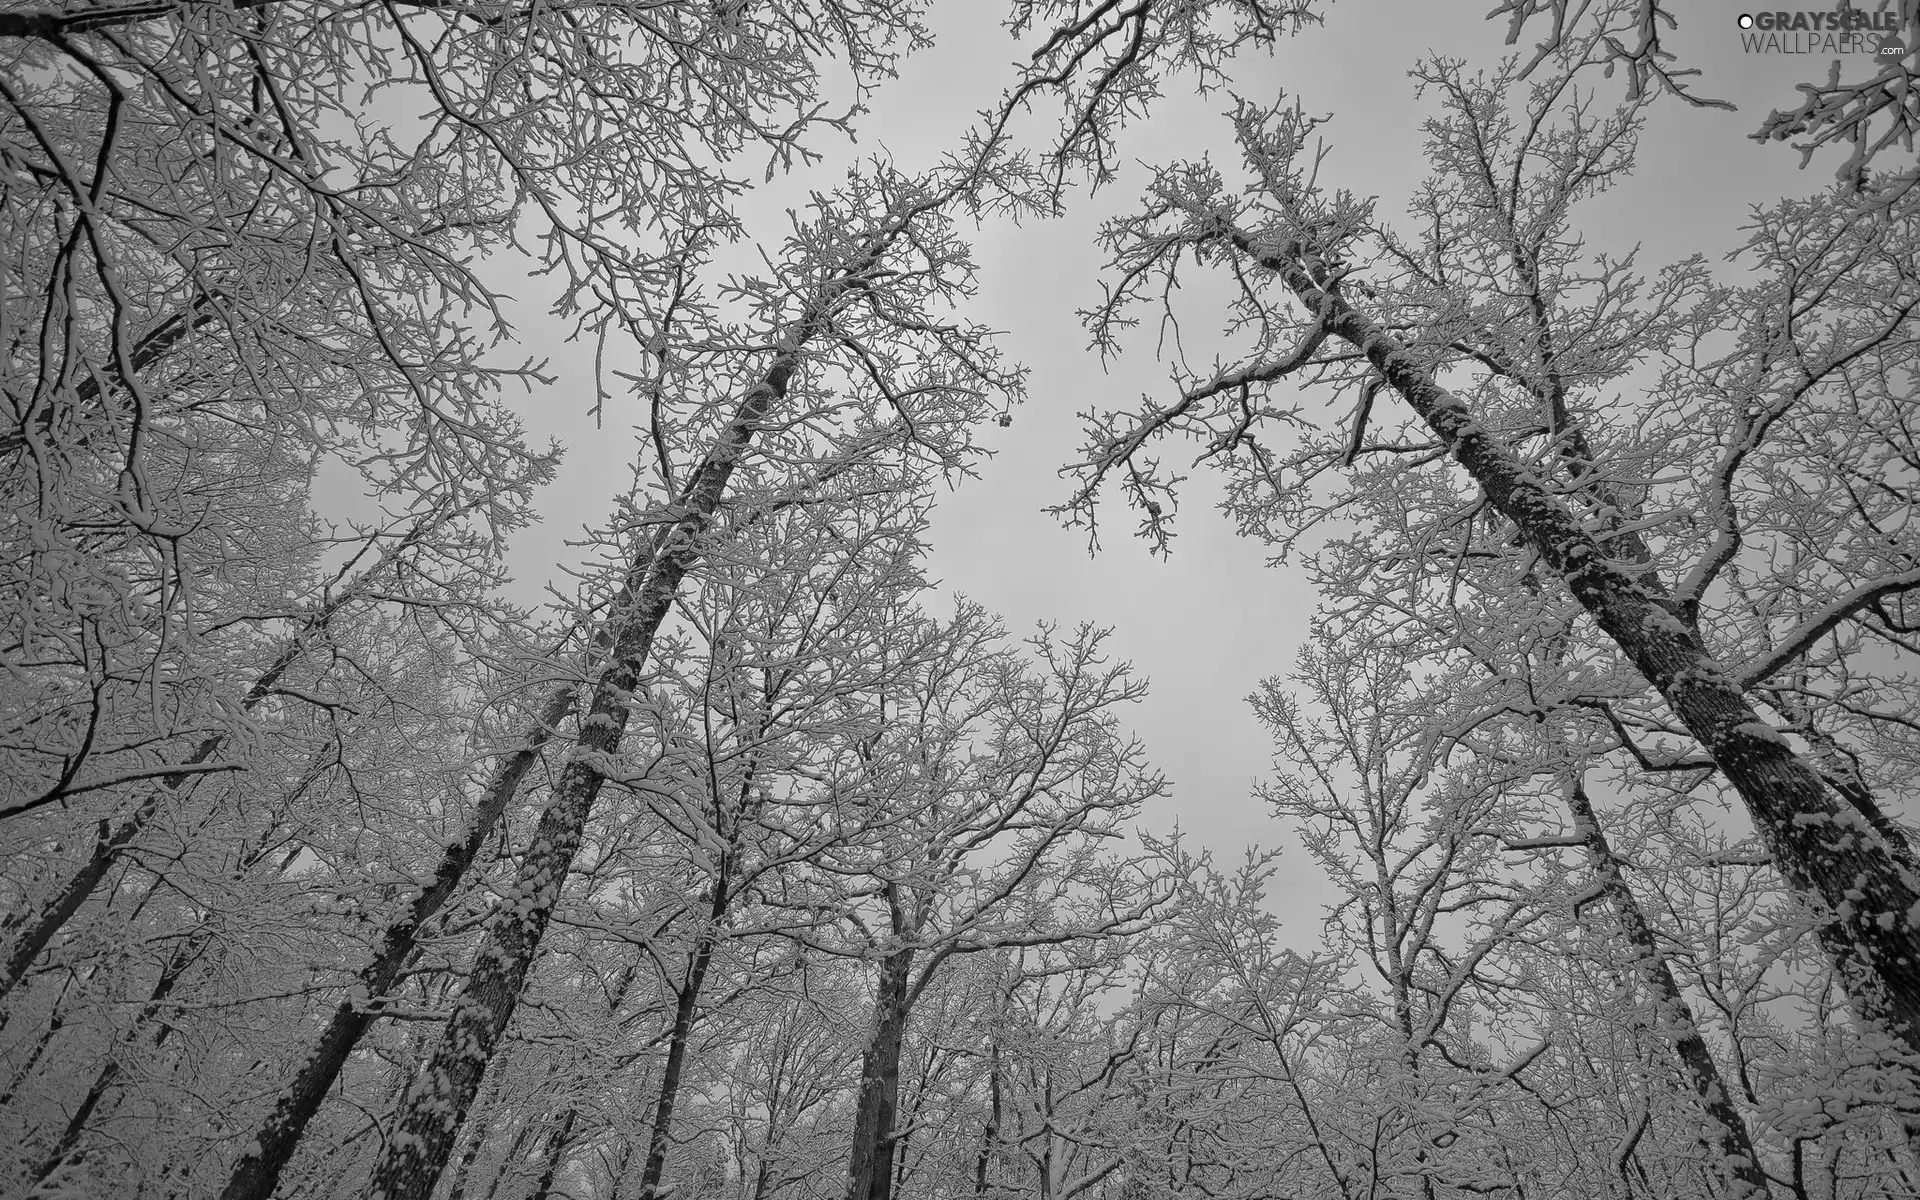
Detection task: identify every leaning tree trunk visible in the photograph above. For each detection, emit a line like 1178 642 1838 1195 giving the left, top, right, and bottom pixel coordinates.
2 626 314 1006
216 680 578 1200
25 796 314 1184
26 929 196 1186
440 1069 508 1200
847 944 915 1200
1 515 449 1007
1761 686 1915 859
1245 228 1920 1059
633 867 731 1200
526 1108 581 1200
356 232 887 1198
1563 777 1770 1198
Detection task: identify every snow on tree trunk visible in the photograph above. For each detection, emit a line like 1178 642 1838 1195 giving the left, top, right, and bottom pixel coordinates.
361 320 824 1200
633 877 728 1200
1245 228 1920 1058
1563 778 1770 1198
217 682 577 1200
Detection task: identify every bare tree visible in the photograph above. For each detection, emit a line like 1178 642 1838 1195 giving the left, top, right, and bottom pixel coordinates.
1487 0 1920 203
771 609 1170 1200
356 148 1018 1199
1061 39 1920 1079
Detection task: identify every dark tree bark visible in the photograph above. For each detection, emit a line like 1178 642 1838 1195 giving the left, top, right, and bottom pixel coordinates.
633 872 729 1200
1241 227 1920 1060
439 1073 501 1200
526 1108 581 1200
347 138 983 1190
216 681 577 1200
26 938 194 1185
1563 778 1770 1199
357 238 880 1198
846 942 915 1200
972 1039 1001 1197
1762 687 1914 860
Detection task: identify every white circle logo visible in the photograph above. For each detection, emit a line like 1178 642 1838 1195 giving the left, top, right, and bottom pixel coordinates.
1738 13 1755 28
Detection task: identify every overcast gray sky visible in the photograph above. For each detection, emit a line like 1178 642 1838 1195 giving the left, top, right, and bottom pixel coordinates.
486 0 1870 928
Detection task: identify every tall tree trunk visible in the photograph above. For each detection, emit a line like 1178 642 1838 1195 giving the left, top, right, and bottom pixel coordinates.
1246 228 1920 1058
633 874 729 1200
846 945 915 1200
1563 777 1770 1198
349 170 948 1195
217 682 577 1200
439 1071 505 1200
357 257 862 1199
1762 686 1914 858
972 1040 1001 1196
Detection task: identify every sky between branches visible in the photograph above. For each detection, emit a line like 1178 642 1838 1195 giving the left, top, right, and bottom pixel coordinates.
378 0 1887 924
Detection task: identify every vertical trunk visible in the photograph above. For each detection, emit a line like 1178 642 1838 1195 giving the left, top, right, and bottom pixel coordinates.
359 320 822 1200
846 945 914 1200
972 1040 1001 1196
1564 779 1770 1199
1251 231 1920 1057
633 876 728 1200
217 682 576 1200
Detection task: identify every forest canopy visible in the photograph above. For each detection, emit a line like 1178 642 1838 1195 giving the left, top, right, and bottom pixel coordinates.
4 2 1920 1198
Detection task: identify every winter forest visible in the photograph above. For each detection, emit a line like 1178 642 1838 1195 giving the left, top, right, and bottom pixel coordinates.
4 0 1920 1196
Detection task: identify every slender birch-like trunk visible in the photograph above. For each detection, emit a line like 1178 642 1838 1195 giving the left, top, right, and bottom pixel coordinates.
526 1108 580 1200
972 1039 1001 1197
26 936 194 1185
